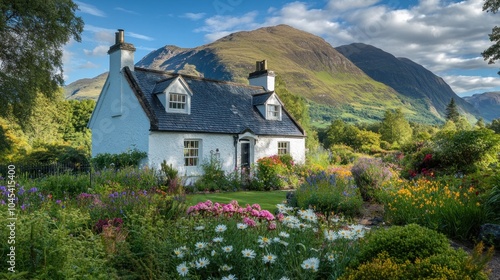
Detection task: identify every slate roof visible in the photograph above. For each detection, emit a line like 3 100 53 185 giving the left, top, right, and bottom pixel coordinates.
124 67 305 137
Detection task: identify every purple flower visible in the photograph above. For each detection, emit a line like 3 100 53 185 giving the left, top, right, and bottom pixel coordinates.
56 200 62 205
18 187 25 196
21 204 26 210
29 187 38 193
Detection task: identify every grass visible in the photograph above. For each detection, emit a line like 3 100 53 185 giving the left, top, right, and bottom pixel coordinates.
186 191 289 211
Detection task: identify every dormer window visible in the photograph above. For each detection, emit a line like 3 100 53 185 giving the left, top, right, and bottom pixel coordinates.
267 104 281 120
169 93 187 110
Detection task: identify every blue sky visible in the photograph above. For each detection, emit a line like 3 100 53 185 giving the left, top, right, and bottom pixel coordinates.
63 0 500 96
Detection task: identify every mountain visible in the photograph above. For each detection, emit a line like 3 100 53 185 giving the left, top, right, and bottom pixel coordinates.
464 92 500 121
64 72 108 100
65 25 465 124
335 43 480 122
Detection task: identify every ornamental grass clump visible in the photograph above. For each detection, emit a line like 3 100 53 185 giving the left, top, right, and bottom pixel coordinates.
294 171 362 217
383 178 486 240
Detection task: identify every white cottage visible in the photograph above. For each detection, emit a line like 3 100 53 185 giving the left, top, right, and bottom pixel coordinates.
88 30 306 180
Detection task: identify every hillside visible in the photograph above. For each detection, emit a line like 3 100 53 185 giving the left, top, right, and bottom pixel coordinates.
335 43 479 122
64 72 108 100
65 25 466 124
464 92 500 121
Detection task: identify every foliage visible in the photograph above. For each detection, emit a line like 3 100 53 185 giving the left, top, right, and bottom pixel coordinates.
91 149 147 169
21 172 90 198
195 157 230 192
433 128 500 174
383 178 486 240
0 117 30 161
294 171 362 217
15 143 89 166
90 166 159 194
159 160 183 194
0 0 84 121
254 155 290 191
330 144 358 165
482 0 500 74
351 157 394 202
488 118 500 133
379 108 413 146
485 182 500 223
354 224 452 265
342 245 492 280
445 98 461 123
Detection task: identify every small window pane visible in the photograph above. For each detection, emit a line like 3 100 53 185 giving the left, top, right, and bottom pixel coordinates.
184 140 200 166
278 141 289 155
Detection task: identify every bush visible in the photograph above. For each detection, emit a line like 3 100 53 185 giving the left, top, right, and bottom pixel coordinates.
351 157 393 202
383 178 486 240
255 155 289 190
294 171 362 217
330 144 358 165
194 157 229 192
90 166 159 194
159 160 183 194
21 172 90 198
91 149 147 169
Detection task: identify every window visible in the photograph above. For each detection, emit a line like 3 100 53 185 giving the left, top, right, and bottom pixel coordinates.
169 93 186 110
184 140 200 166
278 141 289 155
267 104 280 120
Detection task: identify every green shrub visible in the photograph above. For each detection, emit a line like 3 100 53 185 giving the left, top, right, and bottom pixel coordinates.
90 166 159 194
330 144 358 165
342 242 492 280
21 172 90 198
159 160 183 194
383 178 486 240
295 171 362 217
351 157 393 201
255 155 288 190
195 157 229 192
354 224 450 266
91 149 147 169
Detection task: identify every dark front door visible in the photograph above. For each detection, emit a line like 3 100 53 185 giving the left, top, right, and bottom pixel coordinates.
241 143 250 168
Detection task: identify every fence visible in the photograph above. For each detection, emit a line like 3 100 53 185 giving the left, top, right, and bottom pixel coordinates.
0 163 91 180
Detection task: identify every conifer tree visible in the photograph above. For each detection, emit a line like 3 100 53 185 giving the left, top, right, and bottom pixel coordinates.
445 98 460 123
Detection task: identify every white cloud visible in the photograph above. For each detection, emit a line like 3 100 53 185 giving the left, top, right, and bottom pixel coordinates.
195 11 260 41
75 1 105 17
78 61 100 69
128 32 154 41
182 13 206 20
444 75 500 94
83 45 109 56
115 7 139 15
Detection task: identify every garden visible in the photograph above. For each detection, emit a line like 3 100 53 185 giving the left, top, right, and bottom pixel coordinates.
1 137 499 280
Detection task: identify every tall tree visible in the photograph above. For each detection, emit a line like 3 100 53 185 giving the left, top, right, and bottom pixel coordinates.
445 98 460 123
483 0 500 73
379 108 413 145
0 0 84 121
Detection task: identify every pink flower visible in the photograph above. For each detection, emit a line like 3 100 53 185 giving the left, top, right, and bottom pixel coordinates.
243 217 257 227
259 210 275 221
268 222 277 230
277 213 284 221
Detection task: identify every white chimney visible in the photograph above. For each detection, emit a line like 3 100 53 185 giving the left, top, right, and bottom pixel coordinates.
248 60 275 91
108 29 136 76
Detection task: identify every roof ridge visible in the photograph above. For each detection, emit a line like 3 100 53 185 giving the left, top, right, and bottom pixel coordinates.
134 66 264 90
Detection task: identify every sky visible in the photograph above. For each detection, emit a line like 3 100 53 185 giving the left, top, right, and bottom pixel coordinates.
63 0 500 97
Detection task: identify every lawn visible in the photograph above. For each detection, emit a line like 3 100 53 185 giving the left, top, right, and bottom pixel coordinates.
186 191 289 211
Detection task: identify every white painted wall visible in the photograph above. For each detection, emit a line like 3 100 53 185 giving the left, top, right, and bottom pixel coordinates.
255 136 306 164
89 73 150 157
148 132 236 178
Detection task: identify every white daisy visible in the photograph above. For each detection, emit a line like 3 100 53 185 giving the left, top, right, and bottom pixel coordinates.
241 249 256 259
279 231 290 238
301 257 320 271
257 236 272 247
326 252 335 262
213 237 224 243
176 262 189 276
237 223 248 230
173 248 185 258
215 224 227 233
195 242 208 250
195 257 210 269
194 225 205 231
262 253 277 264
222 245 233 253
222 274 238 280
220 264 232 271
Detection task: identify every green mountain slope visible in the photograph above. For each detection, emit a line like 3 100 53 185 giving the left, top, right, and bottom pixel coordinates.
335 43 479 122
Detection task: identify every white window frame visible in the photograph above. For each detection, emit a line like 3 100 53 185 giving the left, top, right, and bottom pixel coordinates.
267 104 281 120
169 93 187 111
278 141 289 155
184 140 200 166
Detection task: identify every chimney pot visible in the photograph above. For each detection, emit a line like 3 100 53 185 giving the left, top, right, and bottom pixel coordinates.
115 29 125 44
